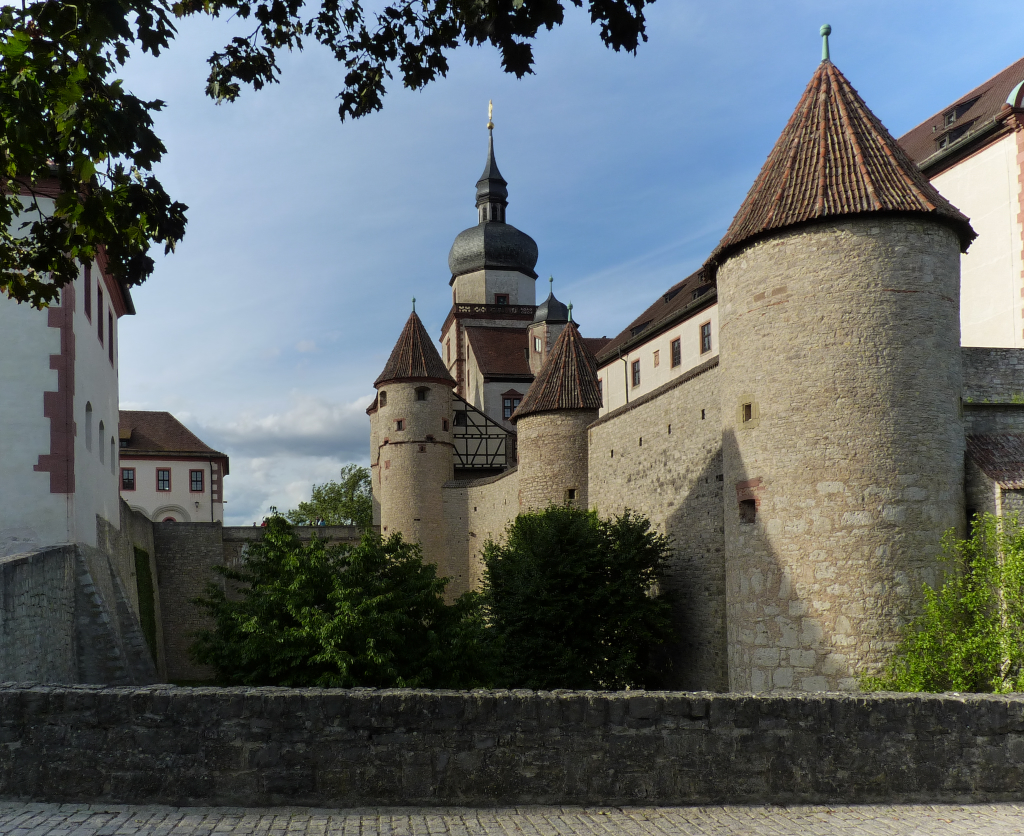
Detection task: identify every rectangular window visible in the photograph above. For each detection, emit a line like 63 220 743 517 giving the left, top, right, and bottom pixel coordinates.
156 469 170 491
446 339 451 362
453 412 467 427
534 337 542 352
97 287 104 345
190 470 204 492
653 349 660 368
108 312 114 364
598 378 603 401
671 338 681 368
396 419 404 431
495 294 509 305
631 359 641 388
700 321 712 354
121 468 135 491
503 397 521 419
84 265 92 321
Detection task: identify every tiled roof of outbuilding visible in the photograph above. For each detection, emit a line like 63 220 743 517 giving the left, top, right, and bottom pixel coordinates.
375 311 456 388
706 60 975 277
595 268 711 364
511 322 601 421
465 326 532 377
967 434 1024 490
119 411 228 471
899 56 1024 167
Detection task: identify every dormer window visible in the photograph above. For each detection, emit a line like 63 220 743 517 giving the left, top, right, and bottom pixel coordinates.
944 109 957 126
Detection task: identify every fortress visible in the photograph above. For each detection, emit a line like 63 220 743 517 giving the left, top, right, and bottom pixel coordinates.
369 33 1024 693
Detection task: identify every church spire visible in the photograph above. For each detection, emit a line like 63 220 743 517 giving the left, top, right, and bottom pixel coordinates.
476 101 508 224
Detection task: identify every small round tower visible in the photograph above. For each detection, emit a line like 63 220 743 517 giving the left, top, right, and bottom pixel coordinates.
527 277 570 376
512 310 602 510
374 304 459 584
710 28 977 692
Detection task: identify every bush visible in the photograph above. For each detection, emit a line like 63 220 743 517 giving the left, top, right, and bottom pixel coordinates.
190 517 493 688
482 505 674 690
862 513 1024 693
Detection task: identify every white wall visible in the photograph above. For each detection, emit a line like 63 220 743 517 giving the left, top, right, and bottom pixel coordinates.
74 265 123 545
121 458 223 523
597 304 719 415
452 269 537 306
930 133 1024 348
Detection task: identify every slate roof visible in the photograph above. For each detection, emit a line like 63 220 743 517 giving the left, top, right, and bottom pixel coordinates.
511 322 601 421
119 411 228 470
899 56 1024 167
595 268 712 364
967 434 1024 490
705 60 975 278
465 326 532 377
375 311 456 388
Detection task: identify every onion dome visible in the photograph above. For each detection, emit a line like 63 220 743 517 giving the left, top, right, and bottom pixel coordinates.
374 307 456 388
448 118 539 280
533 277 569 323
512 321 601 422
705 27 975 279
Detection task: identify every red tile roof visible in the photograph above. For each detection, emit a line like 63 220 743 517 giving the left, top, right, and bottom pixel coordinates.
899 56 1024 168
375 311 456 388
464 326 532 377
119 411 228 470
512 323 601 421
967 434 1024 490
706 60 975 278
595 268 711 364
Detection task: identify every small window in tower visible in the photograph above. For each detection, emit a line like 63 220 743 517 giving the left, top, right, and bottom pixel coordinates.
700 321 712 354
379 391 387 407
443 419 449 431
742 402 753 423
495 294 509 306
671 338 681 368
739 499 757 524
701 408 706 420
632 359 641 388
416 387 428 401
565 488 577 503
653 350 660 368
396 419 404 431
534 337 542 353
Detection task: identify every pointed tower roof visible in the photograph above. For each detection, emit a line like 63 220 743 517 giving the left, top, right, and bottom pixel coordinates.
706 50 975 277
511 321 601 422
476 132 509 206
374 310 456 388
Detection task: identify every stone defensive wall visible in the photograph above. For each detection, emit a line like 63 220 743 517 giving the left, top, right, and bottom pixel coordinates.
153 524 364 683
1 685 1023 807
963 348 1024 435
443 467 520 594
587 358 726 692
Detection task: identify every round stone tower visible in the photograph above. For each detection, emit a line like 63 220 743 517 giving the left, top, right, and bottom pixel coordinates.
374 306 459 583
710 30 976 692
513 313 602 510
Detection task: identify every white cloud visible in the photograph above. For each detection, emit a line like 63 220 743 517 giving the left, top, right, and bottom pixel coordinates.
295 340 317 353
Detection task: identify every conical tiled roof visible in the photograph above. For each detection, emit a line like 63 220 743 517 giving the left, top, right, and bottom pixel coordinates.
705 60 975 277
511 322 601 421
374 311 456 388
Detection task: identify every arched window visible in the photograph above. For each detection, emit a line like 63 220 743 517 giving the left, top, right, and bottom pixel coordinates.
85 403 93 451
98 421 105 463
379 390 387 407
162 517 176 523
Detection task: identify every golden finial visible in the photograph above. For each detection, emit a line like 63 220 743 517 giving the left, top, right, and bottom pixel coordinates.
487 100 494 131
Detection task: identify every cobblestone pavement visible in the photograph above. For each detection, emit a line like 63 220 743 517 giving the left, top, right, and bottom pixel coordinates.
2 802 1024 835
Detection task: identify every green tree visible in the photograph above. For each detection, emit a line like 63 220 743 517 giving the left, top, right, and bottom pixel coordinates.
286 464 373 528
862 513 1024 693
482 505 674 690
190 516 494 687
1 0 653 305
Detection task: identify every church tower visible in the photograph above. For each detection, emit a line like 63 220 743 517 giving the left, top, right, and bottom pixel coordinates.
513 313 602 510
711 27 977 692
373 307 459 582
442 108 540 410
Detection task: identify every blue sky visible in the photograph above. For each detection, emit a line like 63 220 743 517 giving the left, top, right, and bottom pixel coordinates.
116 0 1024 524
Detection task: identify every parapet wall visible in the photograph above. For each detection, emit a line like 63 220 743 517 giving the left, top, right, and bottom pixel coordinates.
1 685 1023 807
588 359 725 691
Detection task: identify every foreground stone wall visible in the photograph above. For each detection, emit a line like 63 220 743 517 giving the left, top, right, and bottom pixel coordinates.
588 359 725 691
1 685 1023 807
